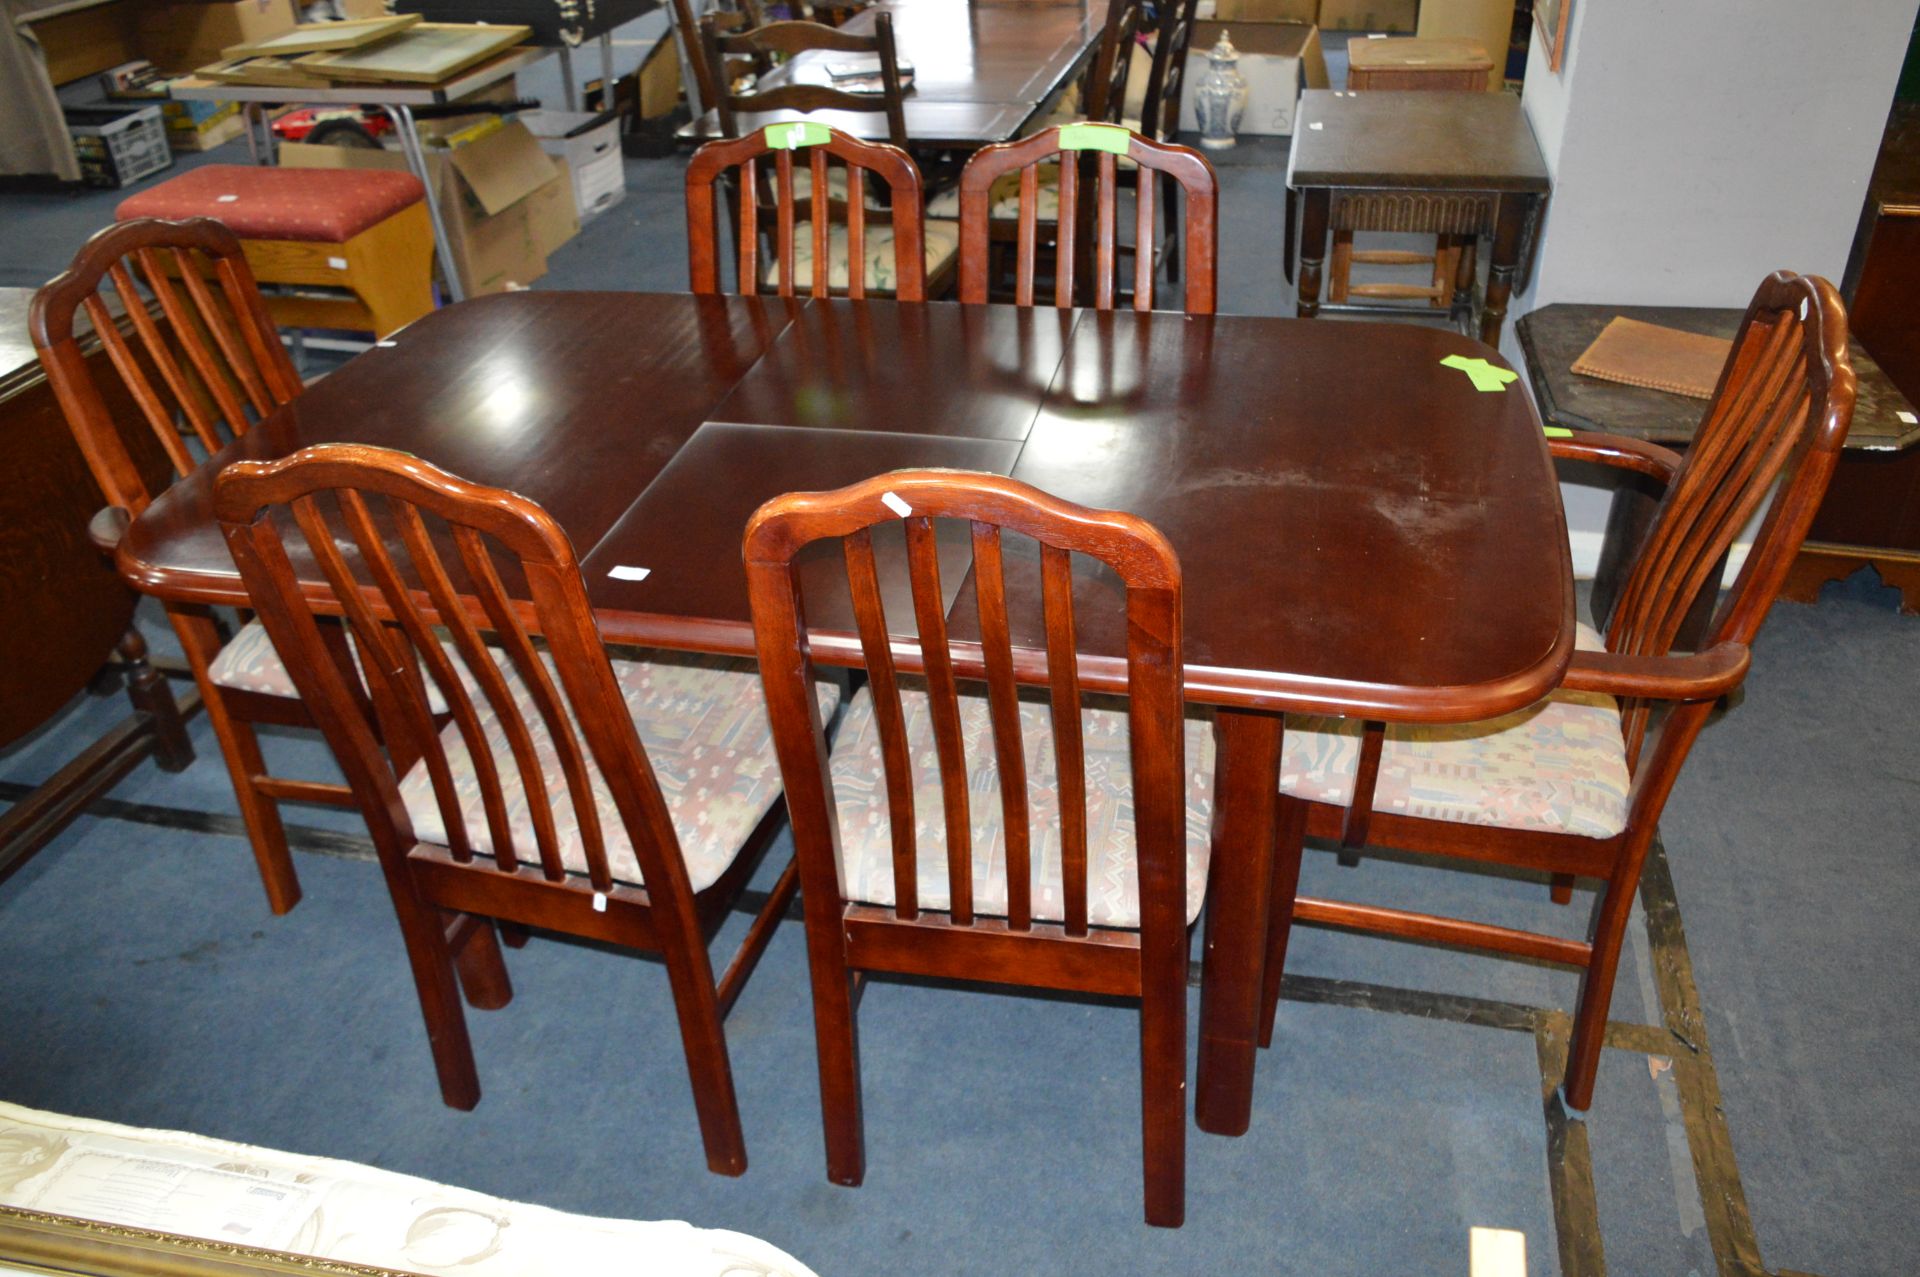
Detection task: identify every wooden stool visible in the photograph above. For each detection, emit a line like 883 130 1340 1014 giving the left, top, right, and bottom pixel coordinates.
116 165 434 338
1336 38 1493 311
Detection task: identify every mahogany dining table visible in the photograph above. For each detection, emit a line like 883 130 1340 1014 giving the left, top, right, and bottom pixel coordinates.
115 290 1575 1137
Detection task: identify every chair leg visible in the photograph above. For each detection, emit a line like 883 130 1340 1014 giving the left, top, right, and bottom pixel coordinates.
1258 795 1309 1049
1563 862 1642 1111
811 965 866 1187
169 606 302 914
658 941 749 1176
1139 935 1187 1228
393 898 481 1111
498 921 532 949
449 913 513 1011
1550 873 1575 905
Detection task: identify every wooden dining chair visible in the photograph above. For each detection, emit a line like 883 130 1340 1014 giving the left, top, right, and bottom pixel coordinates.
956 123 1218 314
1257 272 1858 1112
744 469 1216 1227
212 442 823 1174
686 124 930 301
30 216 341 917
700 12 959 298
1130 0 1203 287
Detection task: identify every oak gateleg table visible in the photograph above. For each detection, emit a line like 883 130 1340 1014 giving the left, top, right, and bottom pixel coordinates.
115 289 1575 1138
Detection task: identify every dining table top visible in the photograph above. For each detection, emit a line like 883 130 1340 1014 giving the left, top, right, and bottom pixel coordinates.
679 0 1103 148
118 289 1576 724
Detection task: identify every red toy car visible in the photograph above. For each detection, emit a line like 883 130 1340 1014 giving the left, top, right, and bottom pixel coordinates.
269 107 396 149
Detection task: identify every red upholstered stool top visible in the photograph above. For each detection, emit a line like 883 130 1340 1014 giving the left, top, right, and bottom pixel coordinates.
116 165 427 244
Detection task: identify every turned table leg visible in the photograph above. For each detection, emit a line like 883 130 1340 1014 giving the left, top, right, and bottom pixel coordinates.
1294 188 1331 320
1479 193 1530 346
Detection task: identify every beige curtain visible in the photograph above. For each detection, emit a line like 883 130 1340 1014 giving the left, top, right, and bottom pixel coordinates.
2 0 82 180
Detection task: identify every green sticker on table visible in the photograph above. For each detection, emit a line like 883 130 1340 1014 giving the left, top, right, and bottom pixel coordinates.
765 121 830 150
1542 426 1574 438
1057 122 1132 155
1439 353 1519 393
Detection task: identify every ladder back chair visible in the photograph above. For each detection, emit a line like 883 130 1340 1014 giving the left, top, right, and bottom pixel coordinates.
744 470 1215 1228
701 13 959 297
213 443 822 1174
31 216 337 917
1259 272 1858 1112
1131 0 1202 286
686 124 930 301
956 123 1218 314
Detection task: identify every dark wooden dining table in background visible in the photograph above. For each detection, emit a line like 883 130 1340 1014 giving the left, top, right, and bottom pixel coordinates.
116 289 1575 1137
679 0 1104 148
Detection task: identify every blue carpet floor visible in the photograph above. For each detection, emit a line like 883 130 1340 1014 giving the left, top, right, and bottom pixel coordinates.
5 48 1919 1271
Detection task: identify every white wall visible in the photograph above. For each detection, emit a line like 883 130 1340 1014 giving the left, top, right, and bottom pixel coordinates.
1502 0 1919 576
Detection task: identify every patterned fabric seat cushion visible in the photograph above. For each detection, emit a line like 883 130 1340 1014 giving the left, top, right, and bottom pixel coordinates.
398 653 837 894
207 619 450 714
761 217 959 294
829 683 1216 928
1278 625 1631 840
117 165 426 243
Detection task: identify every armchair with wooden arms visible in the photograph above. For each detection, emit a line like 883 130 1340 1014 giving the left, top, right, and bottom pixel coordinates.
1256 271 1858 1112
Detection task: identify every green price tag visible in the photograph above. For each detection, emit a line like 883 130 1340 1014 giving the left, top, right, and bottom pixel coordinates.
1439 353 1519 393
1057 122 1132 155
1543 426 1574 438
765 121 831 150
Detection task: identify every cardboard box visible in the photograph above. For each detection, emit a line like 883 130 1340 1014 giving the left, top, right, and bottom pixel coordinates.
521 110 625 221
1415 0 1512 88
136 0 297 73
1316 0 1418 33
166 105 246 151
1210 0 1318 22
1177 20 1328 136
278 122 578 296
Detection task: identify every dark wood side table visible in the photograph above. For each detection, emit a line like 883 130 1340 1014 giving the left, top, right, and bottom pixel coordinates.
0 289 193 885
1517 302 1920 620
1287 88 1550 345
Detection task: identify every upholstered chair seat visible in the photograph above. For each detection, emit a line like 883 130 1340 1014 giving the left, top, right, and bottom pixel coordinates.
760 218 959 296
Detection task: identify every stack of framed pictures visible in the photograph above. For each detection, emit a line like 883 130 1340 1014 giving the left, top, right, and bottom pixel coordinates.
193 17 531 87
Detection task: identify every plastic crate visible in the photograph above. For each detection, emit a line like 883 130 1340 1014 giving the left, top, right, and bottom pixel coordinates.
65 105 174 190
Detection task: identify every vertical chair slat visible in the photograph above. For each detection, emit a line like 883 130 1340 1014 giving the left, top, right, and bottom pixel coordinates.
331 492 505 866
845 529 919 917
903 515 974 926
211 252 302 403
1094 152 1118 311
776 152 797 297
848 165 868 301
134 250 253 443
82 292 198 477
1039 542 1088 937
1015 166 1039 308
1134 160 1156 311
453 525 616 891
738 162 760 295
810 147 831 299
970 522 1032 931
1054 155 1080 310
105 263 226 459
167 248 274 418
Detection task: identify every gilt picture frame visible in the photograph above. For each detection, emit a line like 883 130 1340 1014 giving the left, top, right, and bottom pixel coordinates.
0 1205 425 1277
1535 0 1570 72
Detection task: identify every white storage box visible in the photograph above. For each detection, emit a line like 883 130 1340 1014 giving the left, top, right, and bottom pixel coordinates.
521 108 626 220
1177 20 1329 136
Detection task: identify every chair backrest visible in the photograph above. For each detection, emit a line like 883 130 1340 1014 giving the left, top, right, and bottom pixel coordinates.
30 217 302 517
702 13 909 150
686 124 928 301
1605 271 1856 754
1135 0 1201 142
743 469 1187 942
1082 0 1146 125
956 123 1218 313
211 443 701 911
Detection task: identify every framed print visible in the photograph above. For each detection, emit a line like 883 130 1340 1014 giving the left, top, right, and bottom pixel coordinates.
1535 0 1570 72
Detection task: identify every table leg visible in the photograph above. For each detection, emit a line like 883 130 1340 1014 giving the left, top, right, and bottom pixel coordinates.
1195 706 1284 1137
560 45 578 111
1479 193 1530 346
1294 188 1330 320
380 105 464 305
599 32 616 107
